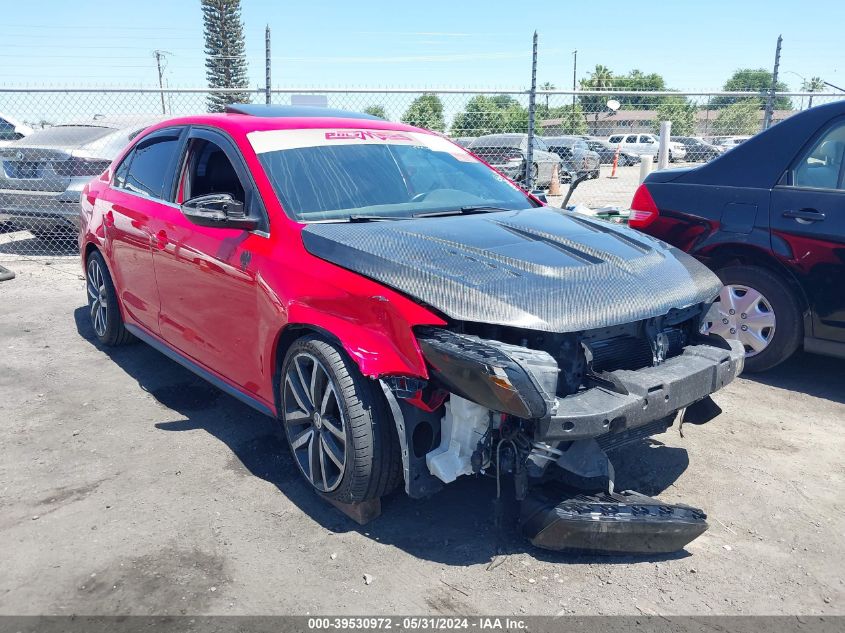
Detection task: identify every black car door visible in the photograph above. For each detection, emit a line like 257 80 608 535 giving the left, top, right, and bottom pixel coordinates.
770 116 845 346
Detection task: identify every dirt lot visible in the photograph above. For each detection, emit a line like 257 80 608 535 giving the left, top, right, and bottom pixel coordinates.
0 258 843 616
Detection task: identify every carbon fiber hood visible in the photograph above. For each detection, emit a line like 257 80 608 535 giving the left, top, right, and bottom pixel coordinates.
301 208 721 332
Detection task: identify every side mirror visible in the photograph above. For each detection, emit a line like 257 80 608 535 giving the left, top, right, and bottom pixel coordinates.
181 193 257 231
561 172 590 208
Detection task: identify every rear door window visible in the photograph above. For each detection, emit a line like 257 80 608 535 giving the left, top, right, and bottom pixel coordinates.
625 135 638 143
119 135 181 200
792 121 845 190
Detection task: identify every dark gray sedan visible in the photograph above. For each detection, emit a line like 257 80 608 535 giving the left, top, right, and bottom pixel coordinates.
0 116 163 239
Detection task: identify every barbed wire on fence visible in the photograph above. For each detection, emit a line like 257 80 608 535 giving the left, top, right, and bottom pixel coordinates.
1 87 843 259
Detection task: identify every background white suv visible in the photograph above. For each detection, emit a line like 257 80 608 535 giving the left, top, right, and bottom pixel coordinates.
607 133 686 162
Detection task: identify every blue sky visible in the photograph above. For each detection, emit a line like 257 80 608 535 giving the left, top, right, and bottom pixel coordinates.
2 0 842 92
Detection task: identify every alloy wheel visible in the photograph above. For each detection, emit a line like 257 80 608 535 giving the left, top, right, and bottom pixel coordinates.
706 284 776 357
86 258 108 337
283 352 347 492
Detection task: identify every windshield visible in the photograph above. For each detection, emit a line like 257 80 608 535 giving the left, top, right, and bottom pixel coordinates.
249 128 535 222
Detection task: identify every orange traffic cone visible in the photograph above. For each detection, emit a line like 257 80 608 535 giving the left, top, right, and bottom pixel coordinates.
548 163 561 195
608 146 620 179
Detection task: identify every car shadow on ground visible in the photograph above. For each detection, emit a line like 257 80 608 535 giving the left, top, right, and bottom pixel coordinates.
74 306 693 566
740 351 845 405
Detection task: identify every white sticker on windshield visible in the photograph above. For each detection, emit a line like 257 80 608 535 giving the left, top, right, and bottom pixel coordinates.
247 128 473 161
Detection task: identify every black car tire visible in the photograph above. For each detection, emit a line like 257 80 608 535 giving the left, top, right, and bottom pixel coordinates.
281 335 402 503
590 169 600 180
715 265 803 372
85 251 135 346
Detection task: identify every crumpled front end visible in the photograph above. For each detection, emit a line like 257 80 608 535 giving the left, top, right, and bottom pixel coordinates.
382 299 743 554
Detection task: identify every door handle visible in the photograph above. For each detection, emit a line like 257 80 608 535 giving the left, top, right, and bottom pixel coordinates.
782 209 825 222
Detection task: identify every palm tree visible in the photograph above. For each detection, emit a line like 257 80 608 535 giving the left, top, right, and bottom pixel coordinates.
802 77 825 109
582 65 614 133
539 82 555 109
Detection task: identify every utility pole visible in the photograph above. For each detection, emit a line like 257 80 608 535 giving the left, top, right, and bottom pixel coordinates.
762 35 782 131
571 49 577 133
153 50 170 115
265 25 271 105
525 31 538 190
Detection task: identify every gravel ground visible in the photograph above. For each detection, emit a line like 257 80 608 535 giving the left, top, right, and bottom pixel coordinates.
0 259 843 616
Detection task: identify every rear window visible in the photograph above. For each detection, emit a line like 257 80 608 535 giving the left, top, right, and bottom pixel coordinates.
469 136 523 149
15 125 114 146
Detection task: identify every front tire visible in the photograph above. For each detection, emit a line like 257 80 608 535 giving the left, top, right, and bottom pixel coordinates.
707 265 802 372
85 251 134 347
281 336 401 503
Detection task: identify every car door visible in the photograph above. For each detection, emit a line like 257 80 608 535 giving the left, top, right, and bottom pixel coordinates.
100 127 184 334
770 117 845 345
149 126 271 394
638 134 657 156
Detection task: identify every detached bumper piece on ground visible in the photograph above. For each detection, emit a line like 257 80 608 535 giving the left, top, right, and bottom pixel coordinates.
520 489 708 555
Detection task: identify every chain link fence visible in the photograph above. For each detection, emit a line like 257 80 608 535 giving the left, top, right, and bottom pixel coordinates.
1 87 842 259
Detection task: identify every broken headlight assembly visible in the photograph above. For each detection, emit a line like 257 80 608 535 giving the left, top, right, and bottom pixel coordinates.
414 327 558 420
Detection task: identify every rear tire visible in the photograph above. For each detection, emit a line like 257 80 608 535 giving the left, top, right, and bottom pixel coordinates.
281 336 402 503
85 251 134 347
710 266 802 372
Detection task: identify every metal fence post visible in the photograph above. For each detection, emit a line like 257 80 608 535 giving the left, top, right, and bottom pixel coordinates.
657 120 671 170
265 25 272 105
525 31 538 190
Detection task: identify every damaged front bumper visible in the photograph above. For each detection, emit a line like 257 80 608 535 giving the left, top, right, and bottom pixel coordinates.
415 326 744 444
537 340 744 442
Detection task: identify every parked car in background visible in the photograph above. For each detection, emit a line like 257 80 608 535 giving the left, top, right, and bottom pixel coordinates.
714 136 751 152
671 136 721 162
0 116 163 239
629 100 845 371
585 139 641 166
452 136 476 148
543 136 600 180
78 104 743 554
0 113 33 147
607 133 687 162
468 133 560 187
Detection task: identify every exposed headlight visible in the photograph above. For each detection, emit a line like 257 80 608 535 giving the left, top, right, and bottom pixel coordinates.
415 327 557 419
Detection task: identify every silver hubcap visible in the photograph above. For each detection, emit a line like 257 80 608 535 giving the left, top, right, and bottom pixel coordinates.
706 284 776 357
86 259 108 337
283 352 346 492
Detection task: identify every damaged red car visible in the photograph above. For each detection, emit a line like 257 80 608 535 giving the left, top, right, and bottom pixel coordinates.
79 105 744 554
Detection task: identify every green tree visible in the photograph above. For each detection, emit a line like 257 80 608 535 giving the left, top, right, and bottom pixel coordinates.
539 81 556 109
802 77 825 109
450 95 529 136
363 105 387 119
711 69 792 110
401 94 445 132
535 103 588 135
202 0 250 112
712 98 760 135
578 65 614 133
653 96 697 136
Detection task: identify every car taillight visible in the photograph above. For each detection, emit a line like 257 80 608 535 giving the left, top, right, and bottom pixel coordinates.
52 157 112 177
628 184 659 229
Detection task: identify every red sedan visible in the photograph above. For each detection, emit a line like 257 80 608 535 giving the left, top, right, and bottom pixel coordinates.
80 105 743 554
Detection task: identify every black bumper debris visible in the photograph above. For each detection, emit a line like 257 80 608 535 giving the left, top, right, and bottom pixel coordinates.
521 489 708 554
537 340 744 442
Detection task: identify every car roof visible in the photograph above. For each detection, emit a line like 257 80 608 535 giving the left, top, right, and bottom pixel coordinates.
224 104 382 120
138 107 426 139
